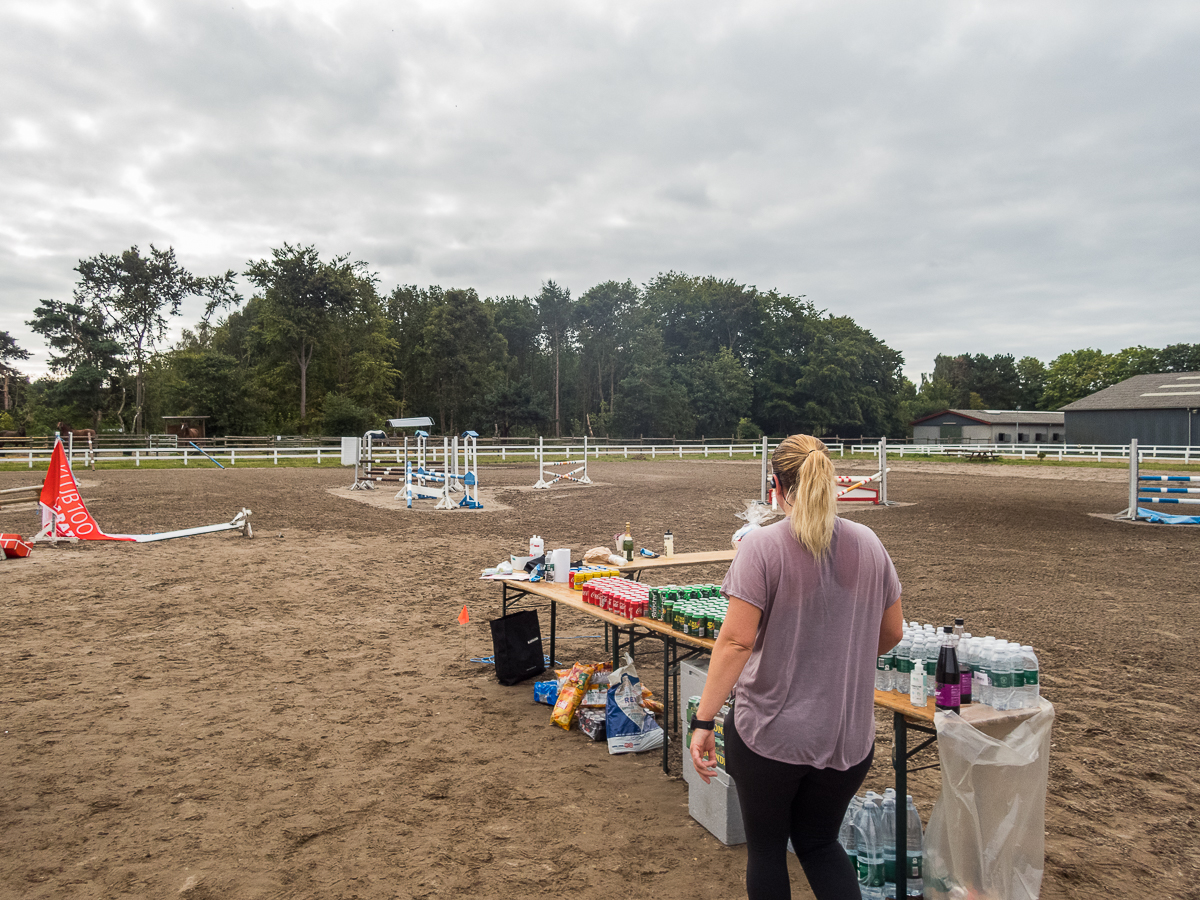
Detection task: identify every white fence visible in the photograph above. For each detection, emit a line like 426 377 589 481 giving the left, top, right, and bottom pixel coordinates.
2 436 1196 469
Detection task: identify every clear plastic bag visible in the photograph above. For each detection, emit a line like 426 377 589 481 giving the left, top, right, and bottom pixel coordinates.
731 499 777 549
924 699 1055 900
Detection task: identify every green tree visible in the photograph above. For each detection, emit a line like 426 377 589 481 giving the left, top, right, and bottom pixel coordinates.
422 288 508 433
320 393 377 436
535 280 573 437
28 299 129 429
244 244 373 425
1041 348 1113 408
686 347 752 437
73 245 237 433
0 330 30 413
1016 356 1047 410
575 280 638 422
1158 343 1200 372
614 325 694 438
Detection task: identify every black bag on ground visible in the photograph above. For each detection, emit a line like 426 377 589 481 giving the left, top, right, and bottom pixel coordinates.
489 610 546 685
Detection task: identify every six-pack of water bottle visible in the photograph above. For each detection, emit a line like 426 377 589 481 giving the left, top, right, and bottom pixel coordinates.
839 788 924 900
877 618 1041 712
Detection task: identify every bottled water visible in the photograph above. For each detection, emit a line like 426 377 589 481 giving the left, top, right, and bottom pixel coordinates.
895 636 913 695
880 792 897 900
904 795 924 898
1009 644 1026 709
876 652 893 692
839 796 860 873
1021 645 1040 707
924 638 938 698
992 641 1014 711
976 639 994 707
908 638 927 707
854 796 885 900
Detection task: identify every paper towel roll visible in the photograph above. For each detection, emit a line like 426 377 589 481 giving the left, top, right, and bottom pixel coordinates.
551 548 571 582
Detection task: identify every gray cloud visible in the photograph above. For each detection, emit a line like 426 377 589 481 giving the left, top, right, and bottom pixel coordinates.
2 0 1198 382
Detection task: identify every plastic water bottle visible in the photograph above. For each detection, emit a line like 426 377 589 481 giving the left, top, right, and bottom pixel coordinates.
909 638 927 707
976 639 994 707
876 653 892 692
992 641 1014 711
904 795 924 898
934 626 961 713
880 792 897 900
924 637 938 698
1008 644 1026 709
839 796 861 872
895 636 912 695
1022 645 1040 707
854 796 885 900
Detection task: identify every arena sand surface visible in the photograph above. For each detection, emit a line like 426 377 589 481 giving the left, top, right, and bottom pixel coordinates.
0 457 1197 899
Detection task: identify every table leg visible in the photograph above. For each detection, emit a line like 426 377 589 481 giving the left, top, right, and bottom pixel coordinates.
894 711 907 900
662 637 671 774
549 600 557 670
612 625 620 671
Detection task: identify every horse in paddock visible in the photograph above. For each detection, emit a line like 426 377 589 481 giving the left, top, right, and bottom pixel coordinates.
171 423 201 439
56 422 97 442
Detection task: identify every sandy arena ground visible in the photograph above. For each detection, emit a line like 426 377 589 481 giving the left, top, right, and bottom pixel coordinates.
1 457 1197 899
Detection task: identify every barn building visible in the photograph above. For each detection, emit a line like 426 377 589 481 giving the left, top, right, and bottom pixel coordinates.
910 409 1065 444
1060 371 1200 446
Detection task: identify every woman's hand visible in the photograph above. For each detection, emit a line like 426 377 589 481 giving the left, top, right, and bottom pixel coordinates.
689 728 719 784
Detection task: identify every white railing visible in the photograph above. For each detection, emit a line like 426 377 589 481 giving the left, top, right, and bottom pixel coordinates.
0 442 344 469
4 436 1194 470
895 442 1197 463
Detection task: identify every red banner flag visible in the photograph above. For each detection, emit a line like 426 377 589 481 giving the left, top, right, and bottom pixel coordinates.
39 439 134 542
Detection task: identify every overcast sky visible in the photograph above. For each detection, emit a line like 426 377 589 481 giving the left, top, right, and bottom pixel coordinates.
2 0 1198 383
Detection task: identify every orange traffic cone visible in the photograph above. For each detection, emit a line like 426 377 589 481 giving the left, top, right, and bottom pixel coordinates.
457 605 470 624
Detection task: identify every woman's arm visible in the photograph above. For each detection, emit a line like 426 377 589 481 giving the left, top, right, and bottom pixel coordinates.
878 595 904 656
689 594 761 784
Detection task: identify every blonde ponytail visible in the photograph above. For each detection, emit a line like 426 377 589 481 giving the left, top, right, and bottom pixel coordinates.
771 434 837 558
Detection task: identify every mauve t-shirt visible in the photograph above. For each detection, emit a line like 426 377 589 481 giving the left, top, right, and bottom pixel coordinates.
721 516 901 770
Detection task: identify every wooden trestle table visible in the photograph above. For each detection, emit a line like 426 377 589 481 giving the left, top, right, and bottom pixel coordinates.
495 553 1036 900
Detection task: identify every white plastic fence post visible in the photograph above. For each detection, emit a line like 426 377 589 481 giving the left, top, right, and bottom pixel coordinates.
761 436 769 503
879 437 888 504
1127 439 1139 518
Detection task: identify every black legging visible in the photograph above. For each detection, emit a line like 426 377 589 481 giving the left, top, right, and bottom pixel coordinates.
725 712 873 900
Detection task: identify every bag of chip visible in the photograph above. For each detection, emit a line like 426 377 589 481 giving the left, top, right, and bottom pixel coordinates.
551 662 593 730
580 661 613 707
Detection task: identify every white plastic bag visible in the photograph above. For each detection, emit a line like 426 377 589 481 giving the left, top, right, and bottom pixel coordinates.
605 655 663 754
731 499 776 550
923 699 1055 900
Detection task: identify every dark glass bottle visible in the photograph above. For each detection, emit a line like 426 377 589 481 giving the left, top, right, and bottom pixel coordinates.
934 626 961 713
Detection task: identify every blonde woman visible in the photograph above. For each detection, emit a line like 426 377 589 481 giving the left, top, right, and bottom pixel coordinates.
690 434 904 900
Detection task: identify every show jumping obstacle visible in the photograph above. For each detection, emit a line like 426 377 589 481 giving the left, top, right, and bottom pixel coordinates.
765 437 892 507
533 436 593 489
1118 438 1200 523
350 422 483 510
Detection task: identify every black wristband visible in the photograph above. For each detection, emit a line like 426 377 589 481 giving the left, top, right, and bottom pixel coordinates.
690 715 715 731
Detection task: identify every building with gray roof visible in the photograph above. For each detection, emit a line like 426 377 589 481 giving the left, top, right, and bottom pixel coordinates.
1060 371 1200 445
911 409 1065 444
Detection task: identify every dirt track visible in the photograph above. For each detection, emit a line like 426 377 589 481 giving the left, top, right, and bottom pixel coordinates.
1 458 1197 899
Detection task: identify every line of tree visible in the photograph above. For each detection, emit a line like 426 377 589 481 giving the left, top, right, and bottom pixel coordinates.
4 243 1197 440
906 346 1200 421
